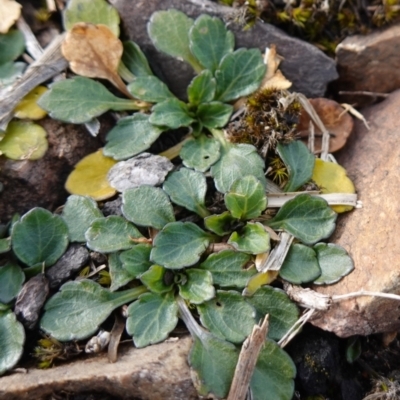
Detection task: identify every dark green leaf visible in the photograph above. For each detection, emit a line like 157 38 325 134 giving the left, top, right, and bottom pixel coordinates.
0 30 25 65
85 216 142 253
187 70 216 106
147 10 201 71
109 252 134 292
204 211 238 236
120 244 152 277
250 339 296 400
103 113 164 160
62 195 103 242
0 311 25 376
199 250 254 288
279 243 321 284
277 141 315 192
40 280 147 341
122 41 153 77
0 237 10 254
150 222 210 269
149 98 195 129
178 268 215 304
228 222 270 254
346 337 361 364
198 290 256 343
140 265 174 294
12 208 69 268
0 263 25 304
163 168 209 218
126 292 178 347
0 61 26 87
224 175 267 220
122 186 175 230
196 101 233 129
214 49 265 102
38 77 141 124
189 14 234 73
211 143 266 193
313 243 354 285
127 76 174 103
267 194 337 245
246 286 299 341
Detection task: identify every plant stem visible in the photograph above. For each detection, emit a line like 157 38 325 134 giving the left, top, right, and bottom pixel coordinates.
210 128 230 149
114 285 148 304
176 296 207 341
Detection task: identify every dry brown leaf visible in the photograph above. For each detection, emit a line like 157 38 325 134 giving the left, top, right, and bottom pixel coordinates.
0 0 21 33
260 45 292 91
296 98 354 153
61 22 133 99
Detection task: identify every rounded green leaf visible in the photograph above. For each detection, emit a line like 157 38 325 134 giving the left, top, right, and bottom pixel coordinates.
0 61 26 87
109 252 134 292
0 262 25 304
224 175 267 220
163 168 209 218
211 143 266 193
313 243 354 285
85 216 142 253
0 120 48 160
0 311 25 376
178 268 215 305
180 134 221 172
122 186 175 230
214 48 266 102
189 14 234 73
127 76 174 103
104 113 164 160
63 0 120 36
199 250 254 288
150 222 210 269
40 280 147 341
140 265 174 294
277 141 315 193
12 208 69 268
228 222 270 255
0 30 25 64
198 290 256 343
196 101 233 129
187 70 216 106
62 195 103 242
122 41 153 77
120 244 152 277
246 286 299 341
126 292 178 348
149 98 195 129
267 194 337 245
279 243 321 284
204 211 239 236
250 339 296 400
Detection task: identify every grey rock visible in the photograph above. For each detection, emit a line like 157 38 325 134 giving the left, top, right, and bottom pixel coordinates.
102 196 123 216
46 244 90 289
14 274 49 330
110 0 337 98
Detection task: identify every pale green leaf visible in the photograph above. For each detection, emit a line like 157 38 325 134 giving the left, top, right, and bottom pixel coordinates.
0 30 25 64
0 262 25 304
178 268 215 305
187 70 216 106
11 208 69 268
127 76 174 103
122 186 175 230
40 280 147 341
0 61 26 87
126 292 178 348
140 265 174 294
0 237 10 254
313 243 354 285
121 41 153 77
120 244 152 277
277 141 315 192
149 98 195 129
63 0 120 36
228 222 270 254
150 222 210 269
62 195 103 242
267 194 337 245
109 252 134 292
163 168 209 218
196 101 233 129
85 216 142 253
214 49 265 102
189 14 234 73
198 290 256 343
204 211 240 236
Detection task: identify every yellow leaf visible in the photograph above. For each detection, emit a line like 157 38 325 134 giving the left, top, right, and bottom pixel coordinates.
14 86 48 120
0 120 48 160
0 0 21 34
243 270 279 296
65 149 117 201
312 158 355 213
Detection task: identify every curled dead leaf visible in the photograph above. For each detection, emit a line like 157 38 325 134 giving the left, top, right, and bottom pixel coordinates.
0 0 21 34
260 45 292 91
296 98 354 153
61 22 133 99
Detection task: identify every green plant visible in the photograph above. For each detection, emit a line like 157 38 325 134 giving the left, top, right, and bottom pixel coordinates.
0 3 357 400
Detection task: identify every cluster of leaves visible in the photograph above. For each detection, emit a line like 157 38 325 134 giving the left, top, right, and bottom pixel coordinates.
0 2 356 399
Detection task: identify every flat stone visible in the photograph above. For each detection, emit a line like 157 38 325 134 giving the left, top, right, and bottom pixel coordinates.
311 89 400 337
336 24 400 105
111 0 337 98
0 336 197 400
